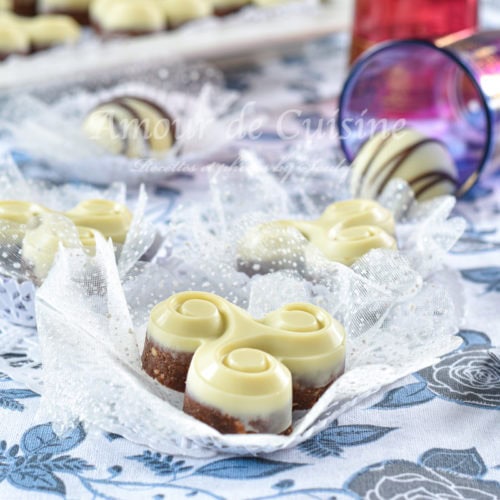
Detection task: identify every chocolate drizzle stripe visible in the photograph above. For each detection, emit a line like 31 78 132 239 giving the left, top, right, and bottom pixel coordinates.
112 96 176 146
372 138 447 197
411 172 458 198
356 133 394 195
110 98 151 147
110 115 128 155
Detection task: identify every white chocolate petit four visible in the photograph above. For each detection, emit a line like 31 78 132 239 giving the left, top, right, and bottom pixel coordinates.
22 215 97 281
65 199 132 244
158 0 212 28
25 14 81 49
142 292 346 434
238 199 397 273
92 0 165 35
0 15 29 58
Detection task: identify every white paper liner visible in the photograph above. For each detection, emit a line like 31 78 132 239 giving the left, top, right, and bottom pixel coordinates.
22 156 467 457
0 78 241 185
0 160 158 326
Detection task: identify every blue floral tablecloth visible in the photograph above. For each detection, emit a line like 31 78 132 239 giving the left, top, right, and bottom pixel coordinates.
0 34 499 500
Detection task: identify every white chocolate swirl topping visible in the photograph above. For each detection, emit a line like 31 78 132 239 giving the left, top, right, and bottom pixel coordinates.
65 199 132 244
147 292 346 418
25 15 81 47
0 201 49 225
94 0 165 32
238 198 397 269
158 0 212 25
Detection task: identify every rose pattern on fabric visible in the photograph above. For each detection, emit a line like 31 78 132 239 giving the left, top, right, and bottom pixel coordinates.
346 448 500 500
418 348 500 409
372 330 500 410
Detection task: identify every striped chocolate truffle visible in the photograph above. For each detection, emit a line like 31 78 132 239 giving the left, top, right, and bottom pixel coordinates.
82 96 176 159
350 128 459 201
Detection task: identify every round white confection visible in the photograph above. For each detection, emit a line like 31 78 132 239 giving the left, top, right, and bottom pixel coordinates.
350 128 458 201
158 0 212 25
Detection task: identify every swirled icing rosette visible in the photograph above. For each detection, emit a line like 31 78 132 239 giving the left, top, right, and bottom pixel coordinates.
238 198 397 274
142 291 346 434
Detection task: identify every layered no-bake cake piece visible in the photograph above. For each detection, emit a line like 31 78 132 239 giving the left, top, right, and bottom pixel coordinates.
142 292 346 434
0 198 134 283
237 199 397 275
64 199 132 244
22 214 98 282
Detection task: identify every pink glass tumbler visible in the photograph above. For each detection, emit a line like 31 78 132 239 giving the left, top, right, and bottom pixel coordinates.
338 32 500 195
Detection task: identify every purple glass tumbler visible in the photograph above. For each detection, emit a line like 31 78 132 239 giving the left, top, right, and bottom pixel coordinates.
338 32 500 195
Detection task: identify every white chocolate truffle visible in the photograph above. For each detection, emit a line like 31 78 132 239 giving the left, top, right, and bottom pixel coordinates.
0 16 29 56
351 128 459 201
82 96 175 159
25 14 81 48
93 0 165 34
158 0 212 27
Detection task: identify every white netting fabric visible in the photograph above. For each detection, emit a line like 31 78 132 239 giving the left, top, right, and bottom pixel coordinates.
0 75 241 185
0 161 158 327
24 157 466 457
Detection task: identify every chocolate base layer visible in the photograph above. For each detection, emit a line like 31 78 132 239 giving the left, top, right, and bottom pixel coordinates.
293 363 346 410
183 393 293 435
13 0 37 17
213 3 250 16
41 8 90 25
141 337 193 393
